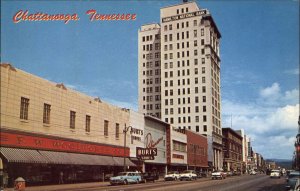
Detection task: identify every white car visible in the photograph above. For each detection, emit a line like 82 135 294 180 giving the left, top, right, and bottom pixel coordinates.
179 170 197 181
270 170 281 178
164 171 180 181
250 170 257 175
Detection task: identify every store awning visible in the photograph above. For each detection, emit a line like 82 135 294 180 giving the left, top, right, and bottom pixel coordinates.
0 147 48 164
0 147 134 166
39 150 115 166
113 157 136 167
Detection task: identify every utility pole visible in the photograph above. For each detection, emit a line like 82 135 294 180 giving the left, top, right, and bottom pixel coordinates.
123 124 132 172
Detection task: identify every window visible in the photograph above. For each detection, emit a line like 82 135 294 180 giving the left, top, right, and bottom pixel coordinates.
203 125 207 132
20 97 29 120
70 111 76 129
194 30 197 37
104 120 109 137
203 96 206 102
116 123 120 139
43 103 51 124
194 20 197 26
201 28 204 36
196 126 199 132
86 115 91 132
203 115 207 122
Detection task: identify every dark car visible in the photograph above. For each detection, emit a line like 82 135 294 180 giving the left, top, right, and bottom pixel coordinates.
286 171 300 190
141 172 159 182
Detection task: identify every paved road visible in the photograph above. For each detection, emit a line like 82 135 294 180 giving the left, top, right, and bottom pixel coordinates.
59 174 286 191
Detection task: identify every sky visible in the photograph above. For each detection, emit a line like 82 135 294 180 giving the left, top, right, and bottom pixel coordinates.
1 0 299 160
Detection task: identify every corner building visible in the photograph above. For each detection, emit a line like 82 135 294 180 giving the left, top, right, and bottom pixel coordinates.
138 1 222 170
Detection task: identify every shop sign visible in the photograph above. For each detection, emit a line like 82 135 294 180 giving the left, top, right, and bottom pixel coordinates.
130 127 143 143
136 147 157 160
0 131 129 157
144 133 163 148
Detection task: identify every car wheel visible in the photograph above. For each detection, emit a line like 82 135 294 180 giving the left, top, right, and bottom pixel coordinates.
123 180 128 185
137 179 140 184
175 177 177 181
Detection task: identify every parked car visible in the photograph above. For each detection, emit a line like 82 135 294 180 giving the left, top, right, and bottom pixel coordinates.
270 169 281 179
212 171 226 180
179 170 197 181
250 170 257 175
141 172 159 182
110 172 142 185
164 171 180 181
286 171 300 190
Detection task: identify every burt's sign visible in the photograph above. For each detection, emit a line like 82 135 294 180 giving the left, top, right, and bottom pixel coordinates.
136 147 157 160
0 131 129 157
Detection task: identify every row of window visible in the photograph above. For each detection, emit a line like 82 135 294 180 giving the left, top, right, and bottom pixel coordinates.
173 140 187 152
163 49 205 60
142 43 160 51
143 95 161 102
19 97 121 138
164 29 204 42
141 34 160 42
142 61 160 68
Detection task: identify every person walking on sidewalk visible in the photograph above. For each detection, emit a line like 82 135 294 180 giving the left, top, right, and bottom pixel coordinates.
59 171 64 184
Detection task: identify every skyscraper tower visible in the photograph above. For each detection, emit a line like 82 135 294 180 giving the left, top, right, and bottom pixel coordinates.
138 1 222 169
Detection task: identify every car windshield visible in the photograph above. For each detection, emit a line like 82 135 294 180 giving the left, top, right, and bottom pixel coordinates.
117 172 128 176
182 170 192 174
289 172 300 179
271 170 280 173
167 171 175 174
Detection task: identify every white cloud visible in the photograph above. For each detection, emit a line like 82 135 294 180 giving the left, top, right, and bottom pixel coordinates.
259 82 280 99
222 82 299 159
258 83 299 106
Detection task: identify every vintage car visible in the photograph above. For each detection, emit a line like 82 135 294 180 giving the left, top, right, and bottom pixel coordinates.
141 172 159 182
164 171 180 181
212 171 226 180
270 169 281 179
286 171 300 190
110 172 142 185
179 170 197 181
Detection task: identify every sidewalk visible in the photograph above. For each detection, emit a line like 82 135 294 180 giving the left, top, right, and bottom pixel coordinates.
4 181 110 191
4 177 212 191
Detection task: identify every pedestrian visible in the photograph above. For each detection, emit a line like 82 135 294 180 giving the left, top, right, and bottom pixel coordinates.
59 171 64 184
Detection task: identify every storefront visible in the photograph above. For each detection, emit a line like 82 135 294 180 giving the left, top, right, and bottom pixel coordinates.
0 129 135 187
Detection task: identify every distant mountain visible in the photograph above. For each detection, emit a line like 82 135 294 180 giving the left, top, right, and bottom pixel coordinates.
266 159 293 169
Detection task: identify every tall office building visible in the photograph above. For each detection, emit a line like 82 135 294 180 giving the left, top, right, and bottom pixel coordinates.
138 1 222 169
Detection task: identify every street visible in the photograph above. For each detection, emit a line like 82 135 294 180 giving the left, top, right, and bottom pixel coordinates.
53 174 287 191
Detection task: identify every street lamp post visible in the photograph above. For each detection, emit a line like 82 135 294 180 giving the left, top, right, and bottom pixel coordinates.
123 124 132 172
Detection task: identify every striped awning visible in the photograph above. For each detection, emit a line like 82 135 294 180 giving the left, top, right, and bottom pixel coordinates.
113 157 136 167
0 147 48 163
0 147 135 166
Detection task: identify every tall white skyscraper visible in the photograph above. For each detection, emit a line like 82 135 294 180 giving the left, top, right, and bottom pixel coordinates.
138 1 222 169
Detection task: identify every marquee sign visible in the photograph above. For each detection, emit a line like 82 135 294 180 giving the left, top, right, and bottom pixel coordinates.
162 10 207 23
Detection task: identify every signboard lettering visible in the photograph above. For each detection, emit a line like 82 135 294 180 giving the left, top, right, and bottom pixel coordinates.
0 131 129 157
162 10 207 23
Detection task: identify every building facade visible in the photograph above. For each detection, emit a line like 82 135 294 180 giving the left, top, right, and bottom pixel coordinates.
0 63 136 187
138 0 222 170
222 128 243 172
